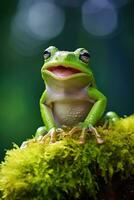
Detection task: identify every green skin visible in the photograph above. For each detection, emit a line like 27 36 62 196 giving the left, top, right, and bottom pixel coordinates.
36 46 118 143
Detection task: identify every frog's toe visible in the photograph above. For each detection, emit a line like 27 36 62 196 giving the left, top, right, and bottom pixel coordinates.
20 138 36 148
56 128 64 133
39 132 50 143
79 136 85 144
79 128 86 145
88 125 104 144
20 141 29 149
49 128 57 144
96 137 104 144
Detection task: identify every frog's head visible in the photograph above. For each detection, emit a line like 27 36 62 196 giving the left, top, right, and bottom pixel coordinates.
41 46 95 86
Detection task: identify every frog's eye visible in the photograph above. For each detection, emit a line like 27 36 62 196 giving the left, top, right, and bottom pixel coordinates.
43 50 51 60
79 51 90 63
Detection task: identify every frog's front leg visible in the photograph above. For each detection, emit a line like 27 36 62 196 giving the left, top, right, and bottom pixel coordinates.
80 87 107 144
39 90 58 143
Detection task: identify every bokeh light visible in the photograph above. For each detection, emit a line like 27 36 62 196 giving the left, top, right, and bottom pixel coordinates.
10 0 65 56
56 0 83 7
82 0 118 37
108 0 128 8
27 2 65 40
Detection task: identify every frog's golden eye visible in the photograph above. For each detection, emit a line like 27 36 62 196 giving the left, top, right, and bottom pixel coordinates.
43 50 51 60
79 51 90 63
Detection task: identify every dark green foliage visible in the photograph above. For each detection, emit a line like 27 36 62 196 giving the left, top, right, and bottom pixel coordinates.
0 116 134 200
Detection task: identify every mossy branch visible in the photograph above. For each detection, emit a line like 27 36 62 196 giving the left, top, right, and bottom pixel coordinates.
0 116 134 200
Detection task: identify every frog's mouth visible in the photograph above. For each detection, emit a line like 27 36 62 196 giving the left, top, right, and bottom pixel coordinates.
46 65 82 78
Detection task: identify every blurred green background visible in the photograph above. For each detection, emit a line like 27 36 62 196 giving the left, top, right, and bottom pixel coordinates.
0 0 134 160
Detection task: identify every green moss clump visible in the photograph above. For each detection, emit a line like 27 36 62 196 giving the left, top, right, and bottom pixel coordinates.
0 116 134 200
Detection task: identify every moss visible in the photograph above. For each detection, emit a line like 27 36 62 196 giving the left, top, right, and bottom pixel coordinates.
0 116 134 200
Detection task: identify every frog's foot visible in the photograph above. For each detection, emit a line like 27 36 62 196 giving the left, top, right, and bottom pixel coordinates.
78 125 104 144
20 141 29 149
39 128 56 143
41 128 64 144
88 125 104 144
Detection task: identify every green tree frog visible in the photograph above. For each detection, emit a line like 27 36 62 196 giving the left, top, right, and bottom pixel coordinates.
36 46 118 144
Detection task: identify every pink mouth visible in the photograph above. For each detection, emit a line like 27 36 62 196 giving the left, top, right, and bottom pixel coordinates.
47 66 81 77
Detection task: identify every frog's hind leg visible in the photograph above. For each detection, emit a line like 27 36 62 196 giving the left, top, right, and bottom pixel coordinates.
103 111 119 127
20 126 47 148
35 126 47 138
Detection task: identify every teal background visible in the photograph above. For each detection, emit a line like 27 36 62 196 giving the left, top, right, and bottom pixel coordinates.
0 0 134 160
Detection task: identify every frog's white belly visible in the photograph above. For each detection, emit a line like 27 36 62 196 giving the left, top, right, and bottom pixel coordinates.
53 100 93 126
45 77 94 127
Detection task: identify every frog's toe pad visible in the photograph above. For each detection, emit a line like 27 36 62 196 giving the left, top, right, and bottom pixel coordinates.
79 137 85 145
